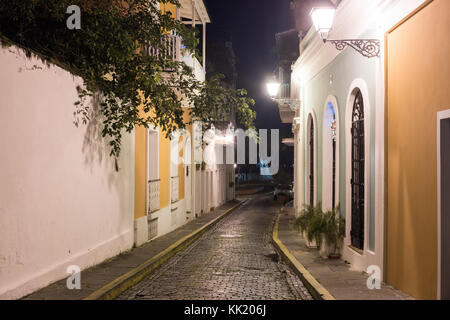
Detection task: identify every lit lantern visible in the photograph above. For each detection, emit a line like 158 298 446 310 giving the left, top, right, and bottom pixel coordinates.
310 7 336 42
266 81 281 98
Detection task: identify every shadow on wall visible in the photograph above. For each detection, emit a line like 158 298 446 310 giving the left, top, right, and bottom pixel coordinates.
81 93 133 231
82 93 110 171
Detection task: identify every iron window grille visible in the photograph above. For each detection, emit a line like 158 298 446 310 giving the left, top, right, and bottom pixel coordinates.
350 90 365 250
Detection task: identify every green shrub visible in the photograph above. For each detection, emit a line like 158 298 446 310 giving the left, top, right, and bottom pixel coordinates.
294 203 345 255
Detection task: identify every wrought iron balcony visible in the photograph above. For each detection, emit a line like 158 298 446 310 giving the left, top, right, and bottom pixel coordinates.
279 83 291 100
273 83 299 124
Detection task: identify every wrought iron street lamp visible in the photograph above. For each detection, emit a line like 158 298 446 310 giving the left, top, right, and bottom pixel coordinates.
310 7 380 58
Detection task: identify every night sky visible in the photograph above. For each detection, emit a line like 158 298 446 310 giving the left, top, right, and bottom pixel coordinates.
204 0 297 166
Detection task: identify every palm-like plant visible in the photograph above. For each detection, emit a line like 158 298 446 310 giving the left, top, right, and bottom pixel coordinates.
295 203 326 247
323 205 346 257
294 203 345 258
294 204 315 234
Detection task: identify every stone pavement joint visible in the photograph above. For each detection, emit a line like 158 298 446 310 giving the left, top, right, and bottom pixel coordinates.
23 199 244 300
116 195 313 300
274 205 414 300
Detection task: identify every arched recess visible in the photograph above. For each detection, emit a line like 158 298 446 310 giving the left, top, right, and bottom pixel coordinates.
322 96 340 211
306 111 318 206
345 79 371 252
184 136 191 212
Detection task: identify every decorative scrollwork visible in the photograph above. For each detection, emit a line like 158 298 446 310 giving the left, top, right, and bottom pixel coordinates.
328 39 380 58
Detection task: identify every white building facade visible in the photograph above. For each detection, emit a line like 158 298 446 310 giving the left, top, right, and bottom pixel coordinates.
288 0 440 296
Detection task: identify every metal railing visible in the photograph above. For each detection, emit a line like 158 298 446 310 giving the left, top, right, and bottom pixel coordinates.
148 179 160 214
146 34 181 62
171 176 179 203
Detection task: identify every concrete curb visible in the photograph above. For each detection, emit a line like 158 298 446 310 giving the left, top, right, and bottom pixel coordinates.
272 207 336 301
84 200 246 300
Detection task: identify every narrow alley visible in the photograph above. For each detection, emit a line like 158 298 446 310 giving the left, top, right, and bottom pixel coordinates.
117 195 312 300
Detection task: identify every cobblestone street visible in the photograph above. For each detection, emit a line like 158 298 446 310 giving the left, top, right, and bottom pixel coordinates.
117 195 312 300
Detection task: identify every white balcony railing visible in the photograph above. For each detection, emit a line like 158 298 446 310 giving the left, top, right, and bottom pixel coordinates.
171 176 179 203
146 34 181 62
182 54 205 81
148 179 160 214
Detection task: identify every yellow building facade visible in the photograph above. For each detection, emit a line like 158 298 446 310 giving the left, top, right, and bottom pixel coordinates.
133 0 233 247
385 0 450 300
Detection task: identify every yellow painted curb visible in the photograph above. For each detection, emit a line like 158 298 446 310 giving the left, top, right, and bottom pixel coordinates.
84 200 245 300
272 209 336 301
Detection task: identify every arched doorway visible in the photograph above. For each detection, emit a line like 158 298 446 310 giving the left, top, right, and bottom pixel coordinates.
350 89 365 250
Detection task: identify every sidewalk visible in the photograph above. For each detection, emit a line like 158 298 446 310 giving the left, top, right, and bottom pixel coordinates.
23 199 243 300
275 206 413 300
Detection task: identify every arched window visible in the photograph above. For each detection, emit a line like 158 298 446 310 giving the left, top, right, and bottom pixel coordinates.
331 114 337 209
351 90 365 250
323 100 339 211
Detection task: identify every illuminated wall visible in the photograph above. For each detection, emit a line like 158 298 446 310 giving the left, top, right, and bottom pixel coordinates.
386 0 450 299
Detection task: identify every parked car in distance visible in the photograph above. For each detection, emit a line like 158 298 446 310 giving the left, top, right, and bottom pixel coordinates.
273 183 294 201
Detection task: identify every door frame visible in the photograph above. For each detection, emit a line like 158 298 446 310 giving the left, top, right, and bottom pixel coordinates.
345 79 371 255
437 109 450 300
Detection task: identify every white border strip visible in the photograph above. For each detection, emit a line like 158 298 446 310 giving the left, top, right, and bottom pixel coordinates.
437 109 450 300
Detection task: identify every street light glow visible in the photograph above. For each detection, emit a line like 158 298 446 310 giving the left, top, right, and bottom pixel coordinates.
310 7 336 41
266 81 281 98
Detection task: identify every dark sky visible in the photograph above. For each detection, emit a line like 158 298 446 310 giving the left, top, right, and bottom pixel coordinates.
204 0 295 165
204 0 296 164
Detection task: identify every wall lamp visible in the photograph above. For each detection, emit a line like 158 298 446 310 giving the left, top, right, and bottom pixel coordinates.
310 7 380 58
266 78 300 111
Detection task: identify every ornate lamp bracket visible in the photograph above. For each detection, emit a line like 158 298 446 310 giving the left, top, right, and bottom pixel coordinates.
326 39 381 58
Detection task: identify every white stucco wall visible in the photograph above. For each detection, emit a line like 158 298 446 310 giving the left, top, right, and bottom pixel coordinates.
291 0 429 278
0 46 135 299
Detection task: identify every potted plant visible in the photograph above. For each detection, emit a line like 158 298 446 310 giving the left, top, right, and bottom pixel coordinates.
307 205 328 251
323 205 346 259
294 203 345 259
294 203 325 249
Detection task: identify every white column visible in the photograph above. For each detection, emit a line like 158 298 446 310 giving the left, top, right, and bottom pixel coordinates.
293 128 298 213
202 23 206 71
191 0 197 74
293 116 304 217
